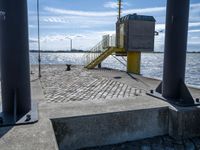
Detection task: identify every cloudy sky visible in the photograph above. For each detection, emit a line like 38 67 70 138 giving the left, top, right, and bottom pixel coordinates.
28 0 200 51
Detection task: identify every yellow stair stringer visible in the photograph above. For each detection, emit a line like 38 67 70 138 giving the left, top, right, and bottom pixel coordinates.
86 47 124 69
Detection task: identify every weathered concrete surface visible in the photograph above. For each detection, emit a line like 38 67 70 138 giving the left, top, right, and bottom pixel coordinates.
52 104 169 150
0 80 58 150
0 65 199 150
169 106 200 139
81 135 200 150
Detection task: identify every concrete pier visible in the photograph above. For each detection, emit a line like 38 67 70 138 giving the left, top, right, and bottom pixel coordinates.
0 65 200 150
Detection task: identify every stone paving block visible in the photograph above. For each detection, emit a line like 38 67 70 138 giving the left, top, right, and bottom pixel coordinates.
36 65 140 103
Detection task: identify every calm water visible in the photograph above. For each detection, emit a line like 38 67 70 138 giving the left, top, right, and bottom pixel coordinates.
30 53 200 88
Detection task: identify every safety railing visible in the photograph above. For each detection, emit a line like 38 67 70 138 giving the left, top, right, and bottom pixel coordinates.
84 34 116 66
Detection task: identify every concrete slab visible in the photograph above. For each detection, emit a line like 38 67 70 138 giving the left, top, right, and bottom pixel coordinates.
0 80 58 150
52 102 169 150
0 65 199 150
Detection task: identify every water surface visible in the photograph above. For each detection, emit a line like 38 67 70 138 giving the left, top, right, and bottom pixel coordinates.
30 53 200 88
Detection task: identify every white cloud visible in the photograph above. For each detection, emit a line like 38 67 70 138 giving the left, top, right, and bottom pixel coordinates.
191 36 200 39
104 2 119 9
123 2 199 15
155 24 165 31
189 22 200 27
191 3 200 8
44 6 166 17
44 7 117 17
123 7 165 14
104 1 130 9
29 3 200 51
155 22 200 32
29 38 38 43
30 31 109 50
44 2 200 17
29 24 37 28
41 16 115 27
189 29 200 33
43 17 67 23
188 42 200 45
97 30 115 35
43 2 200 17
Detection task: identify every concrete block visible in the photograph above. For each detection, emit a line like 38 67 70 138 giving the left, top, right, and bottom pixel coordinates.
169 106 200 139
52 107 169 150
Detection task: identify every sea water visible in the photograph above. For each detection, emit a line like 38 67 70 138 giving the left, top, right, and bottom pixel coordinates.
30 53 200 88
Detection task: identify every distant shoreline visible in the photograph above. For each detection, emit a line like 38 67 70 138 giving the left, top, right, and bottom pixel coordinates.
30 50 89 53
30 50 200 54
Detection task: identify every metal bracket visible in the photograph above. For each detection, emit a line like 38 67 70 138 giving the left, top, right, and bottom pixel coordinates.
147 82 200 107
0 102 38 127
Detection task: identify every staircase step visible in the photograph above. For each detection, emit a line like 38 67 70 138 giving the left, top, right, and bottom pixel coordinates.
85 47 125 69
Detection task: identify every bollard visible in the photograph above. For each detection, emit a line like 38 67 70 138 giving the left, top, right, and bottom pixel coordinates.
66 64 71 71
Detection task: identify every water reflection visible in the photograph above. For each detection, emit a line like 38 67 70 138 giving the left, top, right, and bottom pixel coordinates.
30 53 200 88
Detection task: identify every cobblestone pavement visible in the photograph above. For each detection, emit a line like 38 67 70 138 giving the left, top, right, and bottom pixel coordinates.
30 65 200 150
31 65 143 103
81 136 200 150
0 65 198 150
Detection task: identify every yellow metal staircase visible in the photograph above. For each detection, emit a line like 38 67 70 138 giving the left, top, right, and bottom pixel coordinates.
84 34 141 74
85 47 123 69
84 35 125 69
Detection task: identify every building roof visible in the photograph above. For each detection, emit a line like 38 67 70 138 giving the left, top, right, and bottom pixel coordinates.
119 13 156 22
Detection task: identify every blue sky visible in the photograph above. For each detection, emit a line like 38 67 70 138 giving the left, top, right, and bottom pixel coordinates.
28 0 200 51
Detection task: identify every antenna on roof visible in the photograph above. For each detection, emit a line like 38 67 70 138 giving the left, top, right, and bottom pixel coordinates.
118 0 122 20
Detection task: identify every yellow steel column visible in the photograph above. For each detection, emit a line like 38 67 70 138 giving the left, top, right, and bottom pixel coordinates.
127 51 141 74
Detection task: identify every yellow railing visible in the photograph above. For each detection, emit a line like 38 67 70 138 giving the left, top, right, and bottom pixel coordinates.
84 35 116 66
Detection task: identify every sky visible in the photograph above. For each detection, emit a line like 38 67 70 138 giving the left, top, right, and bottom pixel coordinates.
28 0 200 52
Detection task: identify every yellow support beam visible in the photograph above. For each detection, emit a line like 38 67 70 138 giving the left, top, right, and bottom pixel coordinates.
127 51 141 74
